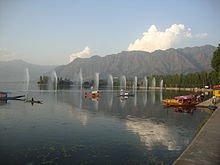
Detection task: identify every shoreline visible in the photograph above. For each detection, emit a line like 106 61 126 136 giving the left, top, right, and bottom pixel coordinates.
172 98 220 165
147 87 212 92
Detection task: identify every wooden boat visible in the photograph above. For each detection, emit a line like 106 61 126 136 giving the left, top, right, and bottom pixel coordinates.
85 90 100 97
6 95 25 100
0 92 25 101
162 95 198 106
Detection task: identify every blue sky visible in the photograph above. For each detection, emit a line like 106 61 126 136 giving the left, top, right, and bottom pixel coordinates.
0 0 220 65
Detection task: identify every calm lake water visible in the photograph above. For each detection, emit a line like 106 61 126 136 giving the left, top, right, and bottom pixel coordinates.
0 83 210 165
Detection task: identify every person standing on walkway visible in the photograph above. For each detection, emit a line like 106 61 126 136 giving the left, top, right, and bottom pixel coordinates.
212 96 217 105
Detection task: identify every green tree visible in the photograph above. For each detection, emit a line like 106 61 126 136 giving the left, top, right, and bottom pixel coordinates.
211 44 220 71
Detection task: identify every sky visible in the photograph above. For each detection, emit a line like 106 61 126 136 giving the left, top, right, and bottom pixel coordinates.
0 0 220 65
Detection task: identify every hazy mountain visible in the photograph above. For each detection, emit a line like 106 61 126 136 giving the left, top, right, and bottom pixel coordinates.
0 60 55 82
55 45 216 81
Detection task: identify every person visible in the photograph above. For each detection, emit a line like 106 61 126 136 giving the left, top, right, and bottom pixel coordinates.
200 93 205 102
212 96 216 105
195 95 200 102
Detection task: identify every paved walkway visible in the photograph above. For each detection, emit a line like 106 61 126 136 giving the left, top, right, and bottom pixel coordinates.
173 100 220 165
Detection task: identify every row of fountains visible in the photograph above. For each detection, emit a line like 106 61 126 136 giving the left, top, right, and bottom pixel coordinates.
78 68 164 91
24 68 164 91
99 74 163 90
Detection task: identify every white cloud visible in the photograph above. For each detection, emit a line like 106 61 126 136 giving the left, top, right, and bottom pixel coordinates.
128 24 207 52
0 49 17 61
69 46 91 62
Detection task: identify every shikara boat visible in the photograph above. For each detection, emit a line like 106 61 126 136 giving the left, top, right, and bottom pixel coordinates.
162 95 198 106
85 90 100 97
0 92 25 101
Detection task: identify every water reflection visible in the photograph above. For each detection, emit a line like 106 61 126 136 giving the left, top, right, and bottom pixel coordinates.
151 90 156 104
160 91 163 102
173 106 195 114
120 96 127 108
126 116 181 151
134 93 137 107
0 83 211 165
107 91 113 108
79 91 82 109
68 106 88 126
143 92 148 106
93 98 99 110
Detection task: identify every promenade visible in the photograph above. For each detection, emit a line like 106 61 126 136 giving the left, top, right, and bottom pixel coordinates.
173 100 220 165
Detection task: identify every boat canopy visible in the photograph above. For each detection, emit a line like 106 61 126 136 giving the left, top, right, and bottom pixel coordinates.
213 85 220 89
174 95 195 100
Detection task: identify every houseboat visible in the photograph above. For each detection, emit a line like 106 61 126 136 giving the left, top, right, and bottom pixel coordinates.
162 95 198 106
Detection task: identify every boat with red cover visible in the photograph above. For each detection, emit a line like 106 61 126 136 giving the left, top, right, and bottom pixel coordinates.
162 95 198 106
84 90 100 98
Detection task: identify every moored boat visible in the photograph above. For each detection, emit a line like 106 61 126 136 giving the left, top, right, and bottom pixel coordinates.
0 92 25 101
162 95 198 106
119 89 134 97
85 90 100 97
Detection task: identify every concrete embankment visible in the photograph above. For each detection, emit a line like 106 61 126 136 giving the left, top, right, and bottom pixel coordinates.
163 87 212 92
195 98 213 108
172 99 220 165
145 87 212 92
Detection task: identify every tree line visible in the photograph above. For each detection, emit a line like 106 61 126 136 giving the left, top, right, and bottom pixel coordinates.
152 71 219 89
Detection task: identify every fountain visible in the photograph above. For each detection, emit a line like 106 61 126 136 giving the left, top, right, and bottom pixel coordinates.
25 68 30 91
120 75 126 90
108 74 113 90
144 76 148 89
79 68 83 90
151 77 156 90
95 72 99 90
133 76 138 93
52 70 58 91
160 79 163 91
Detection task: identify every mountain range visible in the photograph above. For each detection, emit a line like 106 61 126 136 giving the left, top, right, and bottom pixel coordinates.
55 45 216 80
0 45 216 82
0 60 55 82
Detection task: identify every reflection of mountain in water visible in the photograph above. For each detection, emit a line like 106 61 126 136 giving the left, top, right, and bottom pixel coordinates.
126 116 181 151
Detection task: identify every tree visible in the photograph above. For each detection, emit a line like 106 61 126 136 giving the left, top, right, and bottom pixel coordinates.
211 44 220 71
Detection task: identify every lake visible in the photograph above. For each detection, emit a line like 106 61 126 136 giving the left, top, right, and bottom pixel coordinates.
0 83 210 165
